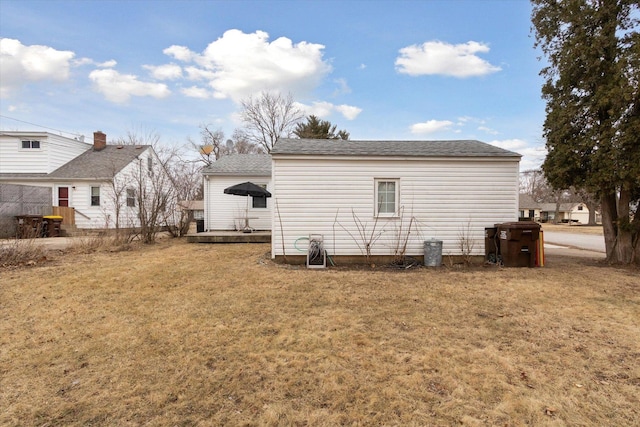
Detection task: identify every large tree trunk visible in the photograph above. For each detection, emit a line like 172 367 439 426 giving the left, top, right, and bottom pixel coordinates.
584 198 599 225
601 191 618 261
616 188 635 264
601 188 637 264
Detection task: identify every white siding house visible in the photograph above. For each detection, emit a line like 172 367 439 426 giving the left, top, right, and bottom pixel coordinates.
0 131 91 174
270 139 521 262
0 131 176 231
202 154 271 231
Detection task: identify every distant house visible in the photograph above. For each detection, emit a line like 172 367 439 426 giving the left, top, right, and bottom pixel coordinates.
539 202 597 224
0 130 176 234
519 194 541 221
270 139 521 263
202 154 271 231
178 200 204 221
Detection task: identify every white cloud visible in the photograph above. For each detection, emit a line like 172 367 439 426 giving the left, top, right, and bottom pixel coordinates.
332 78 351 96
73 57 93 66
489 139 547 171
478 125 498 135
295 101 334 117
161 29 332 102
88 69 171 103
144 63 183 80
0 38 75 97
488 138 527 151
335 104 362 120
395 40 501 78
98 59 117 68
73 58 117 68
295 101 362 121
163 45 196 62
410 119 454 134
181 86 211 99
184 66 216 81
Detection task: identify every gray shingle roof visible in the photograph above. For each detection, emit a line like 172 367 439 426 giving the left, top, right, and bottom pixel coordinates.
0 173 49 180
271 138 521 158
539 203 576 213
202 154 271 176
519 194 539 209
48 145 152 179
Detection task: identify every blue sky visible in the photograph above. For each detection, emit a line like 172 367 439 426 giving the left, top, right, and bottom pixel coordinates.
0 0 547 170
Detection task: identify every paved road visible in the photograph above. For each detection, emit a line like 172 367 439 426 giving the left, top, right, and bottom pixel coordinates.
543 231 606 253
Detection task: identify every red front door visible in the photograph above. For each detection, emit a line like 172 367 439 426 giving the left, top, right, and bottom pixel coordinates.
58 187 69 207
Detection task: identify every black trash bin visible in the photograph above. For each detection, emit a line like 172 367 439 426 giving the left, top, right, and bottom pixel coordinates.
43 215 63 237
196 219 205 233
15 215 44 239
485 226 499 263
497 222 540 267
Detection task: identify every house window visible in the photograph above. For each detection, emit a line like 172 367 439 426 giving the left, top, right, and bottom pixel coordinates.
577 205 583 211
375 179 399 216
126 188 136 207
21 140 40 149
91 186 100 206
528 209 535 218
147 156 153 174
252 184 268 209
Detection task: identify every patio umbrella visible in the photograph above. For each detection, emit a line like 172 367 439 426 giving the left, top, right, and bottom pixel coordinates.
223 181 272 198
224 182 271 231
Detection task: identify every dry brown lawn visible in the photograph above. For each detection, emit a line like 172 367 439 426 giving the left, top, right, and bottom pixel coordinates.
1 240 638 426
541 223 604 235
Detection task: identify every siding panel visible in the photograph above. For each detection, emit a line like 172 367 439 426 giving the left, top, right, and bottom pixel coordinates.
0 133 90 174
272 158 519 258
205 175 272 231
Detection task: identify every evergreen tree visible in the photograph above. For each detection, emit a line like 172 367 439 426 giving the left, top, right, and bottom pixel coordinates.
532 0 640 264
293 115 350 140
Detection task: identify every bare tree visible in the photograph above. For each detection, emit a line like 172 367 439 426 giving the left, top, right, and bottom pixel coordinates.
229 129 264 155
110 128 182 241
239 91 303 153
520 169 550 203
187 125 225 165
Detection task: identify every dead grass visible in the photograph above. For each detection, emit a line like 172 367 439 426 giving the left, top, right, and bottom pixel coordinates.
66 232 135 254
1 240 638 426
0 238 48 268
542 223 604 235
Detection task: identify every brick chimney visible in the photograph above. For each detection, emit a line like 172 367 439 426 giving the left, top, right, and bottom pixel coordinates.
93 131 107 151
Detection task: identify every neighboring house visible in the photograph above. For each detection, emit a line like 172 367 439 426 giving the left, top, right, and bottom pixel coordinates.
202 154 271 231
0 130 176 231
539 202 597 223
270 139 521 262
179 200 204 221
519 194 541 221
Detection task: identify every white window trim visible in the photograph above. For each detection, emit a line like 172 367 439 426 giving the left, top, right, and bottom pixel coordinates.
374 178 399 218
20 140 41 150
126 188 136 208
90 186 101 207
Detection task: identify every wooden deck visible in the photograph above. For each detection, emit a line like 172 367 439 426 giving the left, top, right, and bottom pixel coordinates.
186 230 271 244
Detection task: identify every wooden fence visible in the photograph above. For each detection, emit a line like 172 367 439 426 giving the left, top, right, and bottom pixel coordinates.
52 206 75 226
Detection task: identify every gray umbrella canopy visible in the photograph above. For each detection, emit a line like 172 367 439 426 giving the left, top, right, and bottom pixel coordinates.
223 181 272 198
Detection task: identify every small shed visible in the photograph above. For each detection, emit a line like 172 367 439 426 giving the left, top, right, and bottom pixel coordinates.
270 139 521 264
202 154 272 231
